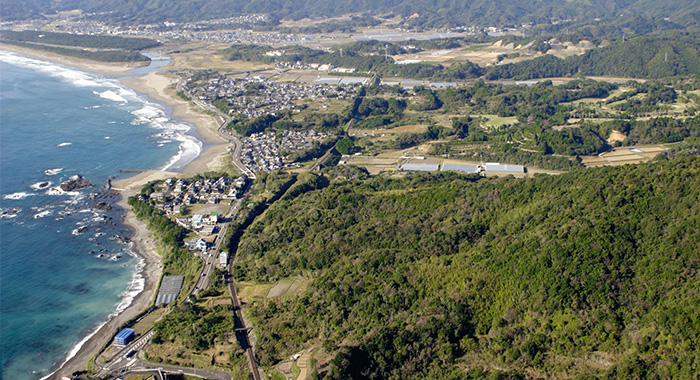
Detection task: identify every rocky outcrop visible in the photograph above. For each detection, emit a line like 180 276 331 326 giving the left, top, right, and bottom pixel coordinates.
60 175 93 191
94 201 112 212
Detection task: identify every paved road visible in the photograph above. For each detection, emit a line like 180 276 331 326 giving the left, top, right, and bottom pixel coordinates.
129 362 232 380
96 329 234 380
218 125 255 179
192 199 242 297
177 79 254 179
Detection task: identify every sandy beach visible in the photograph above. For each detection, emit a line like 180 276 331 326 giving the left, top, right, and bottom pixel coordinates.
4 47 233 379
120 71 232 175
0 43 148 76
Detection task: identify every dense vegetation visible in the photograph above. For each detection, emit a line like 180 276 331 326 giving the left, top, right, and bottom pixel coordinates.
152 303 234 351
234 158 700 379
486 32 700 80
128 192 201 287
0 40 151 62
1 30 160 50
226 31 699 83
5 0 699 29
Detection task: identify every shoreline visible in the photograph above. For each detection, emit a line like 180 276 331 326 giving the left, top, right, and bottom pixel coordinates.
120 71 231 175
3 47 232 379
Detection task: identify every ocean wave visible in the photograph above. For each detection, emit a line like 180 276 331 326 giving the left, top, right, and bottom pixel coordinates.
2 49 204 177
45 168 63 176
126 101 202 171
93 90 127 103
162 132 202 171
46 187 80 198
33 210 53 219
130 104 162 124
57 142 72 147
46 187 65 196
72 225 89 235
4 192 35 200
0 208 22 219
38 319 109 380
0 51 104 88
38 244 147 380
112 245 146 316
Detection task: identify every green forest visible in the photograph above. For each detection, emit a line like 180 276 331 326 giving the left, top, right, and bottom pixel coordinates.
232 157 700 379
486 32 700 80
5 0 699 29
225 31 700 82
0 30 156 62
0 41 151 63
1 30 160 50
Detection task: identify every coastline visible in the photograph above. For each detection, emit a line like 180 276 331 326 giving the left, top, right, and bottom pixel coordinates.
0 43 147 76
120 71 231 175
3 47 232 379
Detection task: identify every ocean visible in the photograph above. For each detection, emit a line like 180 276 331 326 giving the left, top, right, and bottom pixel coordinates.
0 51 202 380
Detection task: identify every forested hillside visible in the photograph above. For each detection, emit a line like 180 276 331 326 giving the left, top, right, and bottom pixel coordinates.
3 0 699 28
487 31 700 80
1 30 160 50
233 158 700 379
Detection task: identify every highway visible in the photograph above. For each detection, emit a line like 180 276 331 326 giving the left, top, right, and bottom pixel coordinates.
189 196 262 379
177 79 255 179
192 198 242 297
172 79 263 380
95 328 234 380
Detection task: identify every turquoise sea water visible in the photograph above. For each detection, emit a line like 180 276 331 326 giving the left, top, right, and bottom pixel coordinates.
0 52 201 380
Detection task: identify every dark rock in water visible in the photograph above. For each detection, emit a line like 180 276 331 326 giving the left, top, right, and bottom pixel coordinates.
72 225 89 235
60 175 93 191
94 201 112 212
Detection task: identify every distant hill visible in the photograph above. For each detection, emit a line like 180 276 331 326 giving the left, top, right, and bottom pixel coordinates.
486 31 700 80
0 0 47 21
2 0 699 28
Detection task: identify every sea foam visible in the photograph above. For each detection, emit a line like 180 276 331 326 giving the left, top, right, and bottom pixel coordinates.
4 192 35 200
38 245 147 380
1 51 202 175
0 51 103 88
94 90 127 103
44 168 63 176
30 181 52 190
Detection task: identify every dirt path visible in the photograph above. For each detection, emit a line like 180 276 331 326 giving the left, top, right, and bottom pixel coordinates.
296 350 313 380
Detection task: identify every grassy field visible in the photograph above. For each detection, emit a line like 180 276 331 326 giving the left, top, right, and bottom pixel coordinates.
171 44 273 71
238 277 310 304
481 115 519 128
579 144 672 167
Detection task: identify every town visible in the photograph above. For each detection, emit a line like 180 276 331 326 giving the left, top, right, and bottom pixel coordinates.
240 129 330 172
182 73 358 119
142 174 248 254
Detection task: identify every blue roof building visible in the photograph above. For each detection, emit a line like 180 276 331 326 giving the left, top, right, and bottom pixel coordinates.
114 328 135 346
